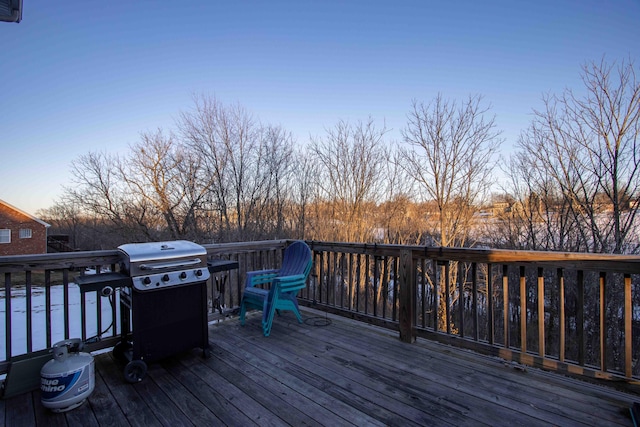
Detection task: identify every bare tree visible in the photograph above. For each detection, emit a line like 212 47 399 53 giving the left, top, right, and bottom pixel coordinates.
62 151 155 244
178 95 297 241
308 118 390 242
493 153 583 251
399 94 503 248
514 58 640 254
374 147 419 245
287 147 317 240
120 129 210 241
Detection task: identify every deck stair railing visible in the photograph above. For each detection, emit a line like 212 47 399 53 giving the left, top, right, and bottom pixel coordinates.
2 240 639 386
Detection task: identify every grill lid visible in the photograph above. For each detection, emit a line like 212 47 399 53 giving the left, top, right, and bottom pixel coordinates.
118 240 207 263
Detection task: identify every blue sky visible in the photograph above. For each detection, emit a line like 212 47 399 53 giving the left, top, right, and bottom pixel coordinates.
1 0 639 215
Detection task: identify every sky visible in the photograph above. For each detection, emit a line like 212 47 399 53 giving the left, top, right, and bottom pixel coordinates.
1 0 639 216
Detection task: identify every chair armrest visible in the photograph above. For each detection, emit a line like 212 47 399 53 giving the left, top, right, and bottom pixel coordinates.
273 273 308 293
273 273 306 284
245 269 279 287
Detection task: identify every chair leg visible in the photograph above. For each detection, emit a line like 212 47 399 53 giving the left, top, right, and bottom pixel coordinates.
262 296 278 337
239 299 246 326
292 306 303 323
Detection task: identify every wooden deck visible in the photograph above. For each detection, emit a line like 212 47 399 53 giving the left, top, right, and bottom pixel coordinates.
2 307 638 426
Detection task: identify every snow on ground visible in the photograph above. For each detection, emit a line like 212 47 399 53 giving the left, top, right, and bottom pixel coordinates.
0 283 117 360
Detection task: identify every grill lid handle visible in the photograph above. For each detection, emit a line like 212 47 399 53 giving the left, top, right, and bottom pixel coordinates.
139 258 203 271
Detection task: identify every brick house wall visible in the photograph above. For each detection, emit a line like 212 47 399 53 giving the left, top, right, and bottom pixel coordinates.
0 200 50 256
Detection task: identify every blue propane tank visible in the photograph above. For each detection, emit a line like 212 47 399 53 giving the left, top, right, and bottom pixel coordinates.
40 339 95 412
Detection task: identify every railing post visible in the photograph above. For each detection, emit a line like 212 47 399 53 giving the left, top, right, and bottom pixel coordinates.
399 249 416 343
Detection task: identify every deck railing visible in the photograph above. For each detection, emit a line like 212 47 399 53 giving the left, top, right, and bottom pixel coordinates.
2 240 639 386
303 242 640 384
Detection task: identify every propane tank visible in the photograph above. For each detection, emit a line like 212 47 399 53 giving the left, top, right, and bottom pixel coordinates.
40 339 95 412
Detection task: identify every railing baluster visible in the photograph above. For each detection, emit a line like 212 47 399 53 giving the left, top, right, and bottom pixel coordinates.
364 253 370 316
487 263 494 345
348 252 353 310
80 281 87 342
558 268 565 362
420 258 426 328
63 269 70 340
356 253 361 313
431 260 440 332
331 252 337 307
381 256 388 319
340 253 346 309
373 255 379 318
472 262 478 341
599 272 607 372
319 251 325 305
97 267 103 337
458 261 465 338
4 272 12 360
45 270 52 349
26 270 32 354
444 262 451 335
392 256 398 322
624 274 632 378
502 265 509 349
520 266 527 354
537 267 545 357
577 270 585 366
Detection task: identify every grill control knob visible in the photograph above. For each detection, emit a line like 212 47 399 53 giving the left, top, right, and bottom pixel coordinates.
179 271 187 279
143 277 151 286
162 274 170 282
195 269 203 277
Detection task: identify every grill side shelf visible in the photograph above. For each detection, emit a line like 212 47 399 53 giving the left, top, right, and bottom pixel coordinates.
75 272 132 294
207 259 239 273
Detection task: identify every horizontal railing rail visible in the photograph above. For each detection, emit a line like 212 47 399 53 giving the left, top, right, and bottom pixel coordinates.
2 239 639 388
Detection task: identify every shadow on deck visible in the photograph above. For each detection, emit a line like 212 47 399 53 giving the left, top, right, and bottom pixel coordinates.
2 307 638 426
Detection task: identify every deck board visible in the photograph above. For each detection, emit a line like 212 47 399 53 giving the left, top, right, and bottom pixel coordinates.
2 307 638 426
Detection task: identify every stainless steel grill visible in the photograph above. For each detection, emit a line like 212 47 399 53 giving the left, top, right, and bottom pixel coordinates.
78 240 212 383
118 240 210 291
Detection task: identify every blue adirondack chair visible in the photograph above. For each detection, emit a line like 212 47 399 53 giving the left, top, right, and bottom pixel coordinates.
239 241 313 336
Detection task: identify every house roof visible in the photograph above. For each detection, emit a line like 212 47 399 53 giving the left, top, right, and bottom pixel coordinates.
0 199 50 228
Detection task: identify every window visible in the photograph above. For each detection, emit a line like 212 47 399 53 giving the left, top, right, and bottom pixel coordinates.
0 229 10 244
19 228 32 239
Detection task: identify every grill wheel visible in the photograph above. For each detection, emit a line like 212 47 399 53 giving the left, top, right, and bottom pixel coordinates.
124 359 147 383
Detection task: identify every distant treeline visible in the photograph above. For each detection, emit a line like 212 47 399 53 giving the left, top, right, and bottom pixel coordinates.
38 58 639 255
